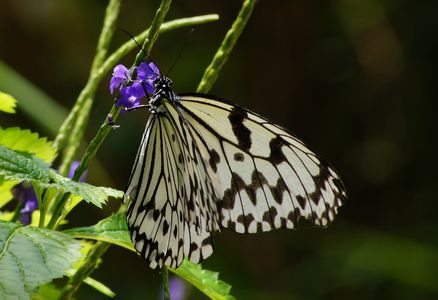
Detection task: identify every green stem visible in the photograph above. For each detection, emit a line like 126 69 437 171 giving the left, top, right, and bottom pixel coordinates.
58 99 92 176
58 241 110 300
95 14 219 84
55 1 175 297
70 0 173 183
56 0 175 218
46 14 220 234
53 14 219 155
162 267 171 300
134 0 173 65
53 0 121 153
197 0 256 93
56 0 255 296
55 0 121 177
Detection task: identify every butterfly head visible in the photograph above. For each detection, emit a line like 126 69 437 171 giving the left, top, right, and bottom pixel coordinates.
148 75 176 112
153 75 173 92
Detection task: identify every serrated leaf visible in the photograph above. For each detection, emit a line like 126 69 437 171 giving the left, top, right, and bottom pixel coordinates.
47 174 123 208
0 92 16 114
0 146 123 208
0 144 51 182
171 260 236 300
64 213 133 251
0 127 57 163
0 221 83 300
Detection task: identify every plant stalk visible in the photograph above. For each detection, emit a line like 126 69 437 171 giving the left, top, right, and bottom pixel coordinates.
197 0 256 93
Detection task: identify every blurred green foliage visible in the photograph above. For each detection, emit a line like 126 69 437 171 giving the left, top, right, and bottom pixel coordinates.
1 0 437 299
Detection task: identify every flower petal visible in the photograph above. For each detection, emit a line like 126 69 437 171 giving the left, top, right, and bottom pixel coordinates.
117 83 145 109
110 64 129 94
148 62 160 76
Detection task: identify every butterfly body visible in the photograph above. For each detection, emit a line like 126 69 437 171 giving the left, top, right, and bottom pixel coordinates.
124 71 346 269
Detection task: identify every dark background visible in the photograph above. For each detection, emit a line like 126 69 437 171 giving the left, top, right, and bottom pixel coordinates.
1 0 437 299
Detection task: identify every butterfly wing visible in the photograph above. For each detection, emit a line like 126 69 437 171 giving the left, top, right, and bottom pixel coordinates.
176 93 346 234
126 103 220 269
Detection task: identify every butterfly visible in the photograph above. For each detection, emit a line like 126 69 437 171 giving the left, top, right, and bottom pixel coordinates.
113 61 347 269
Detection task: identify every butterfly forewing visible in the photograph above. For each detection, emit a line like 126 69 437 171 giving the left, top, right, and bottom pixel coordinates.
177 94 346 233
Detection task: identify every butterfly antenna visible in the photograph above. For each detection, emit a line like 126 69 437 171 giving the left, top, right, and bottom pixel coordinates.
165 28 194 77
114 28 156 67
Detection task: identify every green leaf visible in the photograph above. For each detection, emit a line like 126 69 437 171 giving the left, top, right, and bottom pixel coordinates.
31 283 62 300
64 214 235 299
0 145 123 208
0 221 82 299
0 127 57 163
48 174 123 208
0 179 17 209
0 144 51 182
171 260 236 300
0 92 17 114
64 213 133 251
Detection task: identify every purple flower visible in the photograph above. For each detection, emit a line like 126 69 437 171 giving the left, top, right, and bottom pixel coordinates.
160 277 186 300
68 161 88 182
12 182 38 225
110 64 130 94
118 83 146 108
110 62 160 109
137 62 160 95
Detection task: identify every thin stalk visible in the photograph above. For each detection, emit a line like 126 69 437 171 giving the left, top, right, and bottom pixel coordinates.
58 99 92 176
134 0 173 65
197 0 256 93
55 0 257 297
162 267 171 300
55 0 174 297
53 14 219 160
71 0 173 183
55 0 121 177
94 14 219 83
58 241 110 300
46 14 220 233
53 0 121 152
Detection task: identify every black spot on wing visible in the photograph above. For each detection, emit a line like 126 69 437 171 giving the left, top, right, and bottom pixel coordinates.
234 152 244 161
229 106 251 151
162 220 169 235
209 149 220 173
269 136 287 164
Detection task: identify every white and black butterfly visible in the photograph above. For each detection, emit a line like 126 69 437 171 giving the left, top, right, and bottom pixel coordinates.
124 67 346 269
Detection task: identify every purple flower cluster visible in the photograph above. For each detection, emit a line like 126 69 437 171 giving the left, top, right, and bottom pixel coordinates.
110 62 160 109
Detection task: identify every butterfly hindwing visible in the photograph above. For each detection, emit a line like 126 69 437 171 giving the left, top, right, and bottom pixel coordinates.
126 104 218 269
